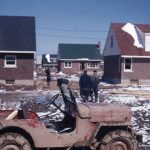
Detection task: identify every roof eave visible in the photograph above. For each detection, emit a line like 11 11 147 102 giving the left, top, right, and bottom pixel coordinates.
122 55 150 58
0 50 36 53
58 59 101 61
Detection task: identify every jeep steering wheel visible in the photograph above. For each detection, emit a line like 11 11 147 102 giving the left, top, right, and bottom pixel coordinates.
45 94 67 115
45 94 60 109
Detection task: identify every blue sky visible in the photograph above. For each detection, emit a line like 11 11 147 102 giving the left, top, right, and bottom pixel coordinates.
0 0 150 55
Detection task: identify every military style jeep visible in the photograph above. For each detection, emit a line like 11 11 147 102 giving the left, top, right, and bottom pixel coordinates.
0 78 141 150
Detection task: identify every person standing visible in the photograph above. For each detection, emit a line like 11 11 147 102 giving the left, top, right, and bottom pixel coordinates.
91 70 101 102
45 67 51 86
79 70 92 102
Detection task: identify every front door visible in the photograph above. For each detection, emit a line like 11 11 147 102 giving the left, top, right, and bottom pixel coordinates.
80 62 85 71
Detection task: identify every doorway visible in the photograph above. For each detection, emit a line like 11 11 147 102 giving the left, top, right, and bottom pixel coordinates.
80 62 85 71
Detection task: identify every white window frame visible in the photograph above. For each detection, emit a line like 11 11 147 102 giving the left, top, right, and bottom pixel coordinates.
87 62 98 68
64 62 72 68
4 55 17 68
52 58 57 63
124 58 132 72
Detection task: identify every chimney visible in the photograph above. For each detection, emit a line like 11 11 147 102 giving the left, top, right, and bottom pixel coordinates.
96 41 100 49
145 33 150 51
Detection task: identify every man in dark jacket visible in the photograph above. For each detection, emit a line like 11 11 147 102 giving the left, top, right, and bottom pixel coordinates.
79 70 92 102
45 67 51 86
91 70 101 102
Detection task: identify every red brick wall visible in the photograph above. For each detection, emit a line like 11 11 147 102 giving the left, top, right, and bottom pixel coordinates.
0 53 34 80
60 62 79 74
104 56 150 83
121 58 150 80
59 60 101 75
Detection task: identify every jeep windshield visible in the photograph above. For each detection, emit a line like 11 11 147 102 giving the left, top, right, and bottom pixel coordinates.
43 78 76 133
57 78 76 116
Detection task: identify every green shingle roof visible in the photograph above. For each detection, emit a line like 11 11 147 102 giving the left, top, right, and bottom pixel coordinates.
58 44 101 60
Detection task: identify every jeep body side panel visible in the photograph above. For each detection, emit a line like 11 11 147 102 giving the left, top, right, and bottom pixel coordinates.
77 103 91 118
80 103 131 125
0 117 97 148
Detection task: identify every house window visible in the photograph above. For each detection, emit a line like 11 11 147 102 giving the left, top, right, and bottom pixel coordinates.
51 58 57 63
87 62 98 68
64 62 72 68
110 35 113 48
124 58 132 72
4 55 17 68
5 80 15 85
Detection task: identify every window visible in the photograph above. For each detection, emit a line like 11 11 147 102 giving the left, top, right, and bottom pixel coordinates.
53 58 57 63
64 62 72 68
110 35 113 48
51 58 57 63
5 80 15 85
87 62 98 68
124 58 132 72
4 55 17 68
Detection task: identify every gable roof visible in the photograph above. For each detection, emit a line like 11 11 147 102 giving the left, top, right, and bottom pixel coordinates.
111 23 150 56
58 43 101 60
0 16 36 52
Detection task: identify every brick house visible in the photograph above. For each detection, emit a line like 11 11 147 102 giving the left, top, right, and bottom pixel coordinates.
42 54 58 73
58 43 102 75
0 16 36 85
103 23 150 84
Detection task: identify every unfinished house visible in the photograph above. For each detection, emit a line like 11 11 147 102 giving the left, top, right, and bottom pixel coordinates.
0 16 36 85
58 43 102 75
103 23 150 84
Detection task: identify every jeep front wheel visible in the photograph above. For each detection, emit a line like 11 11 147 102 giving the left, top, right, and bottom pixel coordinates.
0 132 32 150
99 130 137 150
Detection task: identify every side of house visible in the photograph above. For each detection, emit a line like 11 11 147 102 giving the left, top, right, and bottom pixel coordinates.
103 24 121 83
0 53 34 85
103 23 150 84
0 16 36 85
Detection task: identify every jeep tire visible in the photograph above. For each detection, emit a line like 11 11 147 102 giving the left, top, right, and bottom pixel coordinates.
0 132 32 150
99 130 138 150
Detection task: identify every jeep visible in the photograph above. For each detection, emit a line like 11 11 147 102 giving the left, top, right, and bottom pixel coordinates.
0 78 141 150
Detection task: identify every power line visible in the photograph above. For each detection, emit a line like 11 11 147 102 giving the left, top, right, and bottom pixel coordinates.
37 26 107 33
37 33 106 39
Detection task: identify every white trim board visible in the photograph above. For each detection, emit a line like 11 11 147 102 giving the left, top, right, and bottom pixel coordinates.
60 59 101 61
122 55 150 58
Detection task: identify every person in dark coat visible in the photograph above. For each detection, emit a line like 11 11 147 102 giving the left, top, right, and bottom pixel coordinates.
91 70 101 102
45 67 51 86
79 70 92 102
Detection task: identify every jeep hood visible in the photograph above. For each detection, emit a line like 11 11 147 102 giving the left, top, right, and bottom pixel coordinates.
77 103 131 123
